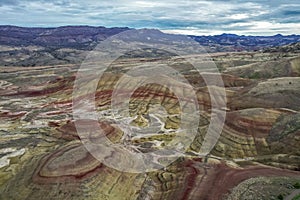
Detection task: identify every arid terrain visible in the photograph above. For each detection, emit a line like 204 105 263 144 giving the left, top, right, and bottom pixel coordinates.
0 26 300 200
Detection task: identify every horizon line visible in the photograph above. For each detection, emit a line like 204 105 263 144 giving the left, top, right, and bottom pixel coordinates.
1 24 299 37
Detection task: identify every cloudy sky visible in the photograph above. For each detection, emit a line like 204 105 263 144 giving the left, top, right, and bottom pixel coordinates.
1 0 300 35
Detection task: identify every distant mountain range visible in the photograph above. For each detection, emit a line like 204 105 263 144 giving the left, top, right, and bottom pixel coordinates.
0 25 130 50
189 33 300 52
1 25 300 66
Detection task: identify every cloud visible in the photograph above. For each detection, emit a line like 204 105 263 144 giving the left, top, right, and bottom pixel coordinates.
0 0 299 35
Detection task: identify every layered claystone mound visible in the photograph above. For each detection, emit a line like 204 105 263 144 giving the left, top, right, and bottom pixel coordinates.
290 56 300 76
253 154 300 170
267 113 300 156
2 144 144 200
268 113 300 144
33 143 102 183
94 71 235 112
36 121 140 180
229 77 300 111
209 165 300 200
55 120 123 142
140 158 300 200
185 73 254 88
2 69 75 98
139 157 204 200
224 59 295 79
211 108 288 158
